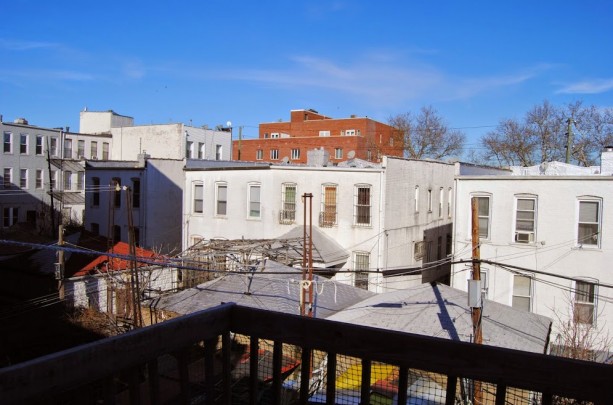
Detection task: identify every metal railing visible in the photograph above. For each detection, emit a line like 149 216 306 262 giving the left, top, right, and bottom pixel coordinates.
1 303 613 404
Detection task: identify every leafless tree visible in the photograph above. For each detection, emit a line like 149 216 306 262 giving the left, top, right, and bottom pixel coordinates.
388 106 465 160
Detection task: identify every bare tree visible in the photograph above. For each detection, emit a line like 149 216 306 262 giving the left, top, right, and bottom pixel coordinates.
389 106 465 160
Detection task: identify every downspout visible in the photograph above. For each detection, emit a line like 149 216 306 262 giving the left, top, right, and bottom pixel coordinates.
450 177 459 288
377 160 386 293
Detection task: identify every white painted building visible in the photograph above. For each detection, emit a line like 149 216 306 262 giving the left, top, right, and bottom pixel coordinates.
183 155 463 292
84 156 185 254
451 150 613 351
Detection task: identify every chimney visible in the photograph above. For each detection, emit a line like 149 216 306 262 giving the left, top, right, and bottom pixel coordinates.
307 147 330 167
137 152 150 167
600 146 613 175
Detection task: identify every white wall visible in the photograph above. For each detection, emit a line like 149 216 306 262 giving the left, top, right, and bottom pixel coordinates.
79 110 134 135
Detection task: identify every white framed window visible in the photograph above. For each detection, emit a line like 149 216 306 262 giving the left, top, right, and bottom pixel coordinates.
3 168 12 188
438 187 444 218
50 137 58 157
248 183 261 219
50 170 57 189
344 129 356 136
215 145 222 160
198 142 205 159
334 148 343 159
20 134 28 154
64 171 72 191
577 198 601 247
90 141 98 159
353 251 370 290
77 140 85 158
319 130 330 137
515 196 537 243
512 274 532 311
291 148 300 160
2 207 18 228
270 133 280 139
63 138 72 159
320 184 338 227
427 189 433 212
19 169 27 189
3 132 12 153
280 183 296 224
354 184 371 226
35 169 43 189
193 183 204 214
256 149 263 160
102 142 109 160
414 186 419 213
472 195 491 240
186 141 194 158
480 269 489 299
77 172 84 191
216 182 227 216
35 135 44 155
574 279 597 325
270 149 279 160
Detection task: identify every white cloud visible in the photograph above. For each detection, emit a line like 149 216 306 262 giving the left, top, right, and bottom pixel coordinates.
556 78 613 94
0 39 59 51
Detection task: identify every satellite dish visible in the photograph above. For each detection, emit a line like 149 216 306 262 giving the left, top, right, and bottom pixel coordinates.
282 156 290 164
226 121 232 128
347 150 356 159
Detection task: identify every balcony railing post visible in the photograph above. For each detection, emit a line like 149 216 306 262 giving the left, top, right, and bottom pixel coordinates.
221 332 232 405
204 338 216 405
147 360 160 405
360 359 371 404
249 336 259 405
445 375 457 405
272 341 283 405
326 353 336 405
299 347 312 404
397 366 409 405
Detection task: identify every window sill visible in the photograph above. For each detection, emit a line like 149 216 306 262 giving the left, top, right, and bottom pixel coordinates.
572 245 602 251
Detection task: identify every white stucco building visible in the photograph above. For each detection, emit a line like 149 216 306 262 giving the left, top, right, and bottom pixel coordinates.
182 154 466 292
451 149 613 352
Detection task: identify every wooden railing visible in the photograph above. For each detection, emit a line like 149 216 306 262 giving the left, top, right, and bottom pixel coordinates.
1 303 613 404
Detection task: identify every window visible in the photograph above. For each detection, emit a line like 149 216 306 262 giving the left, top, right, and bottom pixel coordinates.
577 199 601 246
280 183 296 223
36 135 43 155
335 148 343 159
248 184 261 218
3 168 12 188
19 134 28 154
19 169 27 189
414 241 425 261
448 188 452 218
50 170 57 189
90 141 98 159
574 280 597 325
270 133 280 139
77 172 84 191
473 196 491 239
354 184 371 226
113 225 121 243
3 132 12 153
186 141 194 158
102 142 109 160
515 197 536 243
414 186 419 213
320 184 337 227
480 269 490 299
193 183 203 213
354 252 370 290
216 183 227 216
63 139 72 159
270 149 279 160
77 140 85 158
291 149 300 160
91 223 99 235
92 177 100 206
256 149 263 160
50 137 58 157
344 129 356 136
446 234 452 256
427 189 433 212
132 179 140 208
133 227 140 247
112 178 121 208
439 188 444 218
319 130 330 137
512 274 532 311
3 207 18 228
215 145 222 160
64 171 72 191
35 169 43 189
198 142 205 159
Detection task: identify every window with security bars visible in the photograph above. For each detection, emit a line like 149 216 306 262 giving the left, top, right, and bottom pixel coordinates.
354 252 369 290
280 183 296 224
291 149 300 160
577 200 600 246
216 183 227 216
574 280 596 325
512 275 532 311
354 185 371 226
270 149 279 160
193 183 203 213
515 197 536 243
320 184 337 227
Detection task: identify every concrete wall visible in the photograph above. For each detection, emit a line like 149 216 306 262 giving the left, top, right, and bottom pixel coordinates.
79 110 134 135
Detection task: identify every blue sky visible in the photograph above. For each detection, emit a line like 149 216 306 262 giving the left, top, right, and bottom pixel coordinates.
1 1 611 154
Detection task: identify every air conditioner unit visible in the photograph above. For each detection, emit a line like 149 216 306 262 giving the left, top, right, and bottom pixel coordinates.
515 232 534 243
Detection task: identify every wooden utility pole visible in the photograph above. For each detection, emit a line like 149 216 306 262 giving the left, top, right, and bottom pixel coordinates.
57 224 65 300
46 140 56 238
301 193 313 317
566 118 574 164
470 197 483 405
125 186 143 328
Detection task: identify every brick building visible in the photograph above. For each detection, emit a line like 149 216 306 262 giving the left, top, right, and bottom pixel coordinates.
232 109 403 164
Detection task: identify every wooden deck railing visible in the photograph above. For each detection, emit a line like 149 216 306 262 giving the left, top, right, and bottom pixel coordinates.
1 302 613 404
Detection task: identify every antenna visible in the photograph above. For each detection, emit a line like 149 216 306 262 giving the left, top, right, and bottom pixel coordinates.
282 156 290 164
347 150 356 159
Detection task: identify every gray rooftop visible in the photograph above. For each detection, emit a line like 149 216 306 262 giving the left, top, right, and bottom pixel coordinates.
273 226 349 266
326 282 552 353
184 159 272 170
151 260 374 318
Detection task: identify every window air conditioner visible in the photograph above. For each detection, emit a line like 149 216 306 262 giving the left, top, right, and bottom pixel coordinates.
515 232 534 243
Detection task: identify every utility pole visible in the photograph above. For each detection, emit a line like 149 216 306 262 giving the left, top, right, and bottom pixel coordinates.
46 138 56 238
238 126 243 161
125 186 143 328
566 118 573 164
470 197 483 405
56 224 65 300
301 193 313 317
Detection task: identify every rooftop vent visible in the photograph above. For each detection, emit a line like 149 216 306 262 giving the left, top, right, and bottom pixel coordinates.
14 118 28 125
